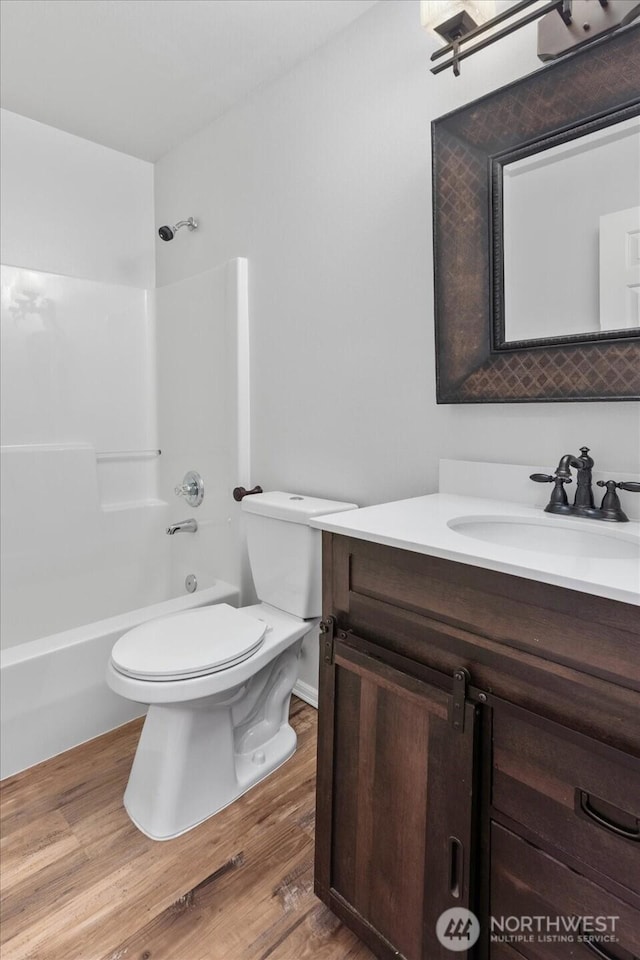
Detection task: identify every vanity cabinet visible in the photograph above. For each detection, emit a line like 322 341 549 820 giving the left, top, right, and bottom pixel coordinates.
314 533 640 960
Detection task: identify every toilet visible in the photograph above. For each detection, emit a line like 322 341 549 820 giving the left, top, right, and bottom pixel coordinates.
107 491 356 840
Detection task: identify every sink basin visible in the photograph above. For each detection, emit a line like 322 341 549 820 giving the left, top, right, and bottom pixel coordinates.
448 516 640 560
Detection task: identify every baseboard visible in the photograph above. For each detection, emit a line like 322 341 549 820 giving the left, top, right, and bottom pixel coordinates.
293 679 318 709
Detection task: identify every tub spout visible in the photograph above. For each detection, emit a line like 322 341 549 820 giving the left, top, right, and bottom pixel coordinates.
166 518 198 535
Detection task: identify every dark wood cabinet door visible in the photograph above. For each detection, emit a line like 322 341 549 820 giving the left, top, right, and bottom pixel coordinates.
315 634 478 960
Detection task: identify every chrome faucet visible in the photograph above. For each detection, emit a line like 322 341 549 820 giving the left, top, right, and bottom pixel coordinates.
166 518 198 535
530 447 640 522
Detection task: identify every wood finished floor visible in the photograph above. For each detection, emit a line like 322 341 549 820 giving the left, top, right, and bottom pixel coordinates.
0 698 374 960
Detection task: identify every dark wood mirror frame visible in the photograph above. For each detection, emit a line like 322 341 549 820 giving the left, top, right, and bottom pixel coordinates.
432 26 640 403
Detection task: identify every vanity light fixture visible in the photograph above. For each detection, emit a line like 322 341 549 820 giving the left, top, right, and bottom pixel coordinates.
421 0 496 74
423 0 640 76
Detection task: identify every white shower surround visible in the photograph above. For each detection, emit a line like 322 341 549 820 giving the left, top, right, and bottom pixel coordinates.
1 254 255 778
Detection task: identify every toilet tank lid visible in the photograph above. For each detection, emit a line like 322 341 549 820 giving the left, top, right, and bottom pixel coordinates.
241 491 358 524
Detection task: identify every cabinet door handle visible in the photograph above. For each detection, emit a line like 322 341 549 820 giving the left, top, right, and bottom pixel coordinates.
448 836 463 899
577 790 640 842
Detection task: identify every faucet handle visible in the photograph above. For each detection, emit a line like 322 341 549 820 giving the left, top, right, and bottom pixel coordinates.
595 480 640 522
616 482 640 493
530 473 571 484
175 481 194 497
596 480 640 492
174 470 204 507
531 473 572 514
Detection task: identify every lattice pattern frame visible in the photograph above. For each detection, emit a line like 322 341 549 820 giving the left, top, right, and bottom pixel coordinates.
432 26 640 403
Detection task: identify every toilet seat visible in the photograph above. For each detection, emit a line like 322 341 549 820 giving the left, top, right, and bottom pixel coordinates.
111 604 267 681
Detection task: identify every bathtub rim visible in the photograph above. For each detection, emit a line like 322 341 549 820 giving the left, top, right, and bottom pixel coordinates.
1 580 239 667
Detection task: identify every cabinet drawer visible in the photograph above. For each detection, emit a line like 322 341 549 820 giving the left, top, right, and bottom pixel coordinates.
330 535 640 691
491 823 640 960
492 706 640 899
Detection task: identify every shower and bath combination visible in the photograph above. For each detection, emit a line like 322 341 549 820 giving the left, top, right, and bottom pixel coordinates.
157 216 198 241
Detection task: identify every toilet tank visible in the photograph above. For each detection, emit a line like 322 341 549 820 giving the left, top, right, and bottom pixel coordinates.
241 491 358 618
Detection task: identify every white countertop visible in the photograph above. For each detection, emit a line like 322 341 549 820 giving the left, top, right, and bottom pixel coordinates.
310 494 640 606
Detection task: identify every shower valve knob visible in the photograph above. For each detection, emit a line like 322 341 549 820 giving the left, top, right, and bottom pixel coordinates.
174 471 204 507
175 482 196 497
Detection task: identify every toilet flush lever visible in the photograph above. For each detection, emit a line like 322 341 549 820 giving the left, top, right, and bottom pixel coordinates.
175 471 204 507
233 485 263 502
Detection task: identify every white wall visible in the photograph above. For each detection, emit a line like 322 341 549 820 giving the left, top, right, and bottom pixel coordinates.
0 110 165 646
154 0 639 514
1 109 154 287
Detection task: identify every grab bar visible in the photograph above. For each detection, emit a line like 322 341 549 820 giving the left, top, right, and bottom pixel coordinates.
96 449 162 461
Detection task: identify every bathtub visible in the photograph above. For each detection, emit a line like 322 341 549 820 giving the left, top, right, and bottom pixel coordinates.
0 580 239 780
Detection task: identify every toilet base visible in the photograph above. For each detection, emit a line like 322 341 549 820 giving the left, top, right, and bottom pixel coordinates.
122 643 302 840
124 721 297 841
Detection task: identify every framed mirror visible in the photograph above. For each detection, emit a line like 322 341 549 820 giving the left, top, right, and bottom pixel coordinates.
432 26 640 403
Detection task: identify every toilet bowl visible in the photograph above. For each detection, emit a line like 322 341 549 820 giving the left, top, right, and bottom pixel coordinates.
107 491 357 840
